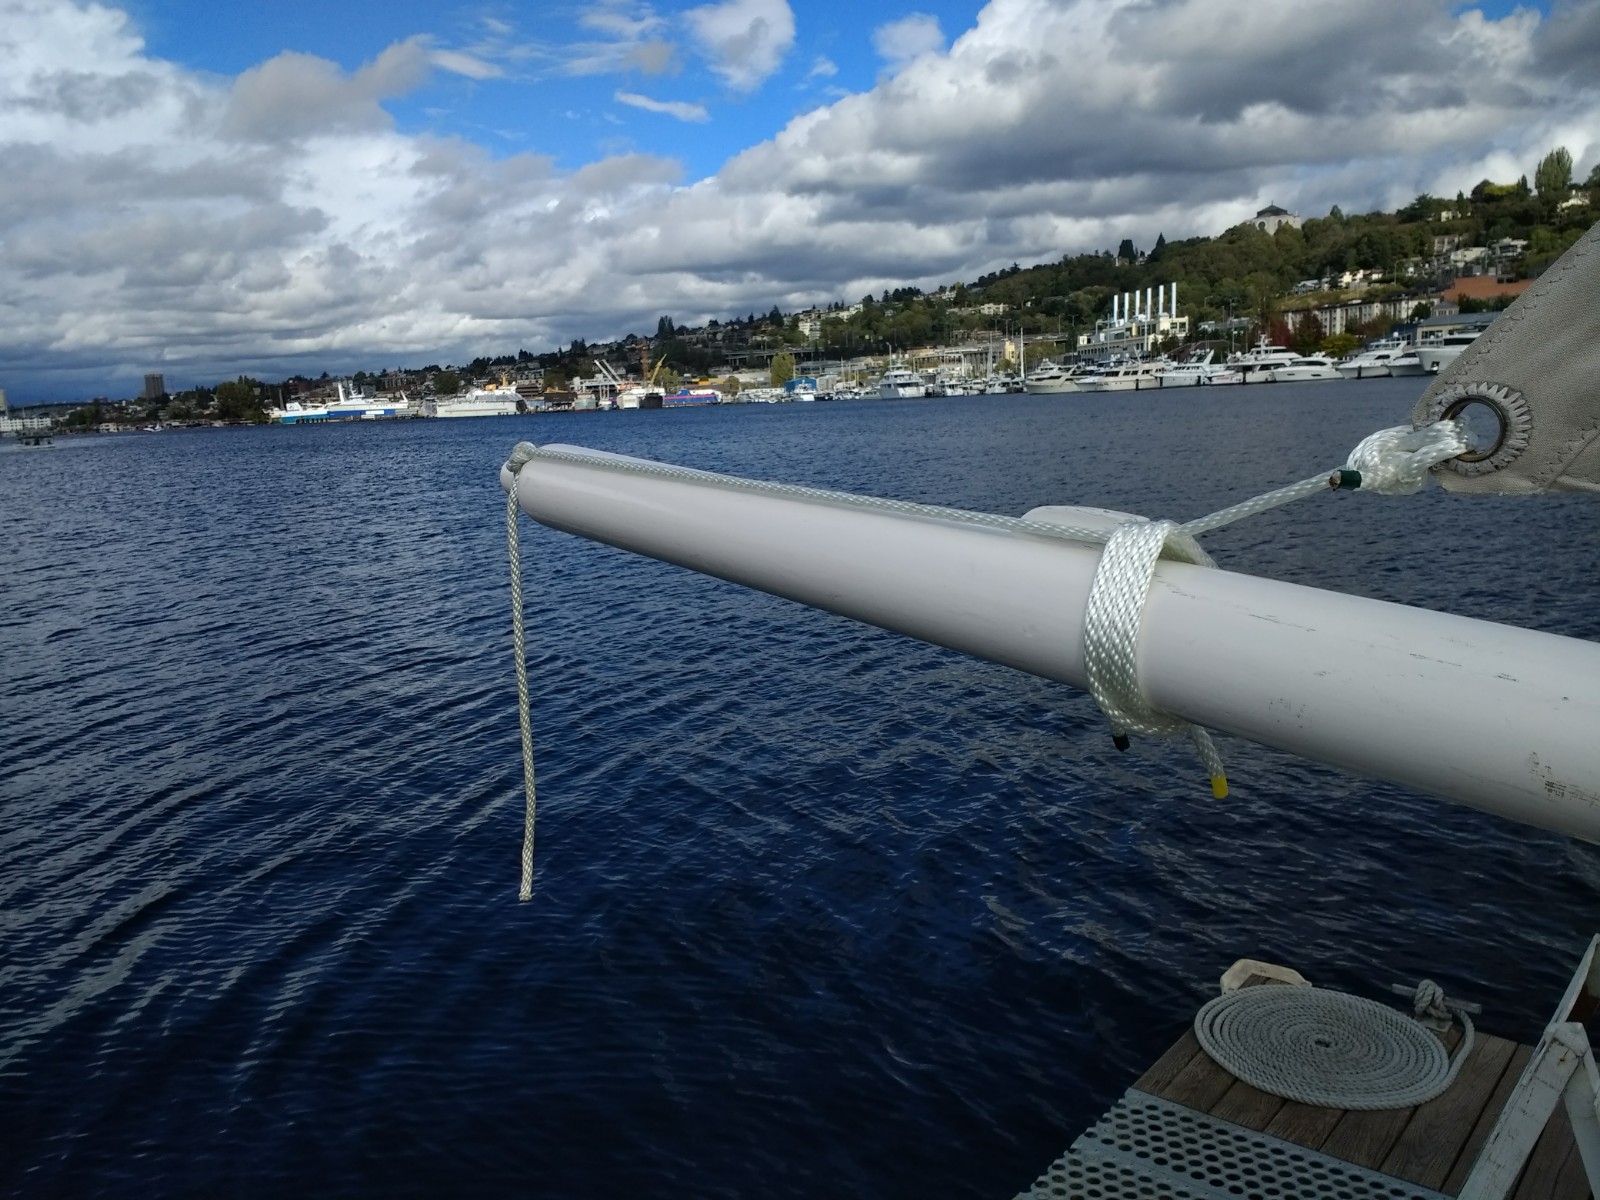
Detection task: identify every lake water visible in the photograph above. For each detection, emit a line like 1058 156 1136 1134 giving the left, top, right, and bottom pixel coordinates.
5 382 1600 1198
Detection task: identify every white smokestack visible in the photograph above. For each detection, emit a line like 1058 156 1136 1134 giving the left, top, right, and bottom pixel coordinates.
1171 281 1177 314
1112 294 1119 322
1146 287 1153 319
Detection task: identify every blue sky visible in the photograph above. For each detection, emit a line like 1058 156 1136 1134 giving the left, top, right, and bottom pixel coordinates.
126 0 991 179
2 0 1592 400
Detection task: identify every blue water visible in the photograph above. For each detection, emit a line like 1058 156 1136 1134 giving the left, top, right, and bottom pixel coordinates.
4 384 1600 1199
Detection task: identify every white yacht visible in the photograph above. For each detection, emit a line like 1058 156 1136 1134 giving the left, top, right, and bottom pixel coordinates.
876 366 927 399
1387 352 1427 377
1335 338 1411 380
1268 356 1343 383
1415 330 1486 373
1076 361 1168 392
1157 351 1235 387
1022 361 1082 394
1228 340 1299 383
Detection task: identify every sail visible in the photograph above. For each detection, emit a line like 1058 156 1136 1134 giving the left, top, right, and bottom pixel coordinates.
1412 218 1600 494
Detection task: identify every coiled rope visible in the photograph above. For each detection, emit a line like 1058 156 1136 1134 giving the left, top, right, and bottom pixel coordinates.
501 420 1472 892
1194 982 1474 1109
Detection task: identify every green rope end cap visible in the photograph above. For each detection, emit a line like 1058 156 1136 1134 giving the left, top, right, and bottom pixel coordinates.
1329 469 1362 491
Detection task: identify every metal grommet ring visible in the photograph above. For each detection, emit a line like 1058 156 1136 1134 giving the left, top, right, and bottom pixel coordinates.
1440 395 1506 462
1420 382 1532 477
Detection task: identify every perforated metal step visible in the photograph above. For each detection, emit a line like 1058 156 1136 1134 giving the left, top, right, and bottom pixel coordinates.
1017 1088 1450 1200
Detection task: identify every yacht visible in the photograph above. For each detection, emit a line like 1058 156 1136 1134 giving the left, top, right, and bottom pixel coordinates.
1228 340 1299 383
1268 356 1343 383
1022 361 1082 394
876 366 927 399
1415 329 1486 373
1387 352 1427 377
1157 351 1233 387
1075 361 1168 392
1335 338 1411 380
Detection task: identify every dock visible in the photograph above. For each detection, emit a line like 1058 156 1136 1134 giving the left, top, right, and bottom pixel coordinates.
1019 969 1594 1200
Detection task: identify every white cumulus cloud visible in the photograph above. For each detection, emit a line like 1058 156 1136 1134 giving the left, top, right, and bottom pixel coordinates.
684 0 795 91
3 0 1599 402
872 13 945 73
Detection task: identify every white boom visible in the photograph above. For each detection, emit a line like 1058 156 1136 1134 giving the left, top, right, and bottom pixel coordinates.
501 445 1600 843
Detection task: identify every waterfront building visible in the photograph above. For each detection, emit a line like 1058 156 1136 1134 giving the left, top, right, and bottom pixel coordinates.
1076 284 1189 362
1280 295 1423 339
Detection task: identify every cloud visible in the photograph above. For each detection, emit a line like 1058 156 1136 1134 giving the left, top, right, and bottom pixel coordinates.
566 1 680 76
684 0 795 91
872 13 945 72
222 40 431 141
806 56 838 79
430 49 504 80
615 89 711 122
4 0 1600 402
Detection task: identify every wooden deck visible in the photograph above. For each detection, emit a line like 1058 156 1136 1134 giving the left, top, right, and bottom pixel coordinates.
1134 1015 1590 1198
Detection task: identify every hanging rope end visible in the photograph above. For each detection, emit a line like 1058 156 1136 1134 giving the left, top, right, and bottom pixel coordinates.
1210 774 1229 800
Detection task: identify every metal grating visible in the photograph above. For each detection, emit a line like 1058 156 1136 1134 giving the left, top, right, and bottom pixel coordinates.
1017 1089 1451 1200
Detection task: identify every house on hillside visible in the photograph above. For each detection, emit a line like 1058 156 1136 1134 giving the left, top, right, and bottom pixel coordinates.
1251 204 1301 233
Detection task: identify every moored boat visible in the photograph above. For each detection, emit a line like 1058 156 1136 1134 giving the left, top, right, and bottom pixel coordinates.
876 366 927 399
1267 356 1343 382
1415 329 1485 373
1335 338 1410 380
427 386 520 417
1021 361 1083 394
1228 339 1298 383
1075 361 1167 391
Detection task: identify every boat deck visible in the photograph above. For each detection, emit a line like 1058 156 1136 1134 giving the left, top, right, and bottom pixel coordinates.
1020 978 1590 1199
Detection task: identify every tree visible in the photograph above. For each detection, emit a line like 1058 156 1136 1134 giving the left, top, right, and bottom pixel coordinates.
433 370 461 395
1289 312 1324 355
214 376 265 422
1150 232 1167 260
722 376 741 397
1321 332 1359 359
770 352 796 387
655 315 676 338
1535 147 1573 206
1117 237 1137 262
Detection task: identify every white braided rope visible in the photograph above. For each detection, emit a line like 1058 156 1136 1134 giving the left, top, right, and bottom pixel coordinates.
1083 518 1230 793
1194 984 1474 1110
506 445 539 901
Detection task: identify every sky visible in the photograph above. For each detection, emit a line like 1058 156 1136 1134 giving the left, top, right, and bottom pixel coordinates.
2 0 1596 401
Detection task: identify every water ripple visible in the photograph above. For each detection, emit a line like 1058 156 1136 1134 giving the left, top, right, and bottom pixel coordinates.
3 389 1599 1198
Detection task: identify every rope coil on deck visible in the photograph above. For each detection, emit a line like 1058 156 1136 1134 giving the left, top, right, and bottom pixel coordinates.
1193 983 1473 1110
